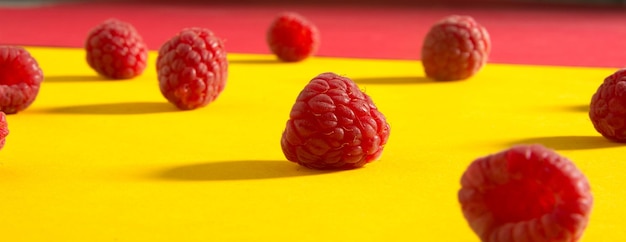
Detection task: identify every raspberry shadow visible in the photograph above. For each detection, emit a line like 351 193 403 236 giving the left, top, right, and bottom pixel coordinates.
350 76 442 85
540 104 589 113
154 160 339 181
562 104 589 113
228 59 282 65
44 75 108 83
45 101 177 115
509 135 622 150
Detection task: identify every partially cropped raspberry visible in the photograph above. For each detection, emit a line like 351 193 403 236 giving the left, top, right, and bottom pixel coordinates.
0 112 8 149
589 69 626 141
85 18 148 79
0 46 43 114
157 28 228 110
459 144 593 242
421 15 490 81
267 12 320 62
281 72 390 170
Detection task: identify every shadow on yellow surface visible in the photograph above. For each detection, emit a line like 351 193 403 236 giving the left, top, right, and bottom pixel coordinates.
351 76 436 85
511 135 622 150
154 160 337 181
559 104 589 113
44 75 108 83
44 101 177 115
229 59 282 65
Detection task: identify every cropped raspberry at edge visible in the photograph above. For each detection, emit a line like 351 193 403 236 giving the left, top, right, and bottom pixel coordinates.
589 68 626 142
421 15 491 81
281 72 391 170
266 12 320 62
156 28 228 110
0 112 8 150
458 144 593 242
85 18 148 79
0 46 43 114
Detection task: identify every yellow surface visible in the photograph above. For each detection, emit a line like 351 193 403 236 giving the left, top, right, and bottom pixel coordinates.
0 47 624 241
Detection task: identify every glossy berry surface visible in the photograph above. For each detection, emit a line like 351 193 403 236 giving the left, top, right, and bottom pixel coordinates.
281 72 390 170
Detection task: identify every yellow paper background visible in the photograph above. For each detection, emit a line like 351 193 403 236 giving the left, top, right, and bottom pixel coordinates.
0 47 623 241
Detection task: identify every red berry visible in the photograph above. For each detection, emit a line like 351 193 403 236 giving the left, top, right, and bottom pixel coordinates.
458 145 593 242
157 28 228 110
0 46 43 114
421 15 491 81
0 112 8 149
85 19 148 79
281 72 390 170
266 12 320 62
589 68 626 141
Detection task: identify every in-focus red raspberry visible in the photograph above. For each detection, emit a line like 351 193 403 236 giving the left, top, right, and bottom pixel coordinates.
0 46 43 114
0 112 8 150
458 144 593 242
266 12 320 62
589 69 626 142
156 28 228 110
85 19 148 79
421 15 491 81
281 72 390 170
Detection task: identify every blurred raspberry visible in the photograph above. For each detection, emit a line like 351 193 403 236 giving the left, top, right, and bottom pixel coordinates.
267 12 320 62
85 18 148 79
589 68 626 141
0 112 8 150
156 28 228 110
459 144 593 242
421 15 491 81
281 72 390 170
0 46 43 114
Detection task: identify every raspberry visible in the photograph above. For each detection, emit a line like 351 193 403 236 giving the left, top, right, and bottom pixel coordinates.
266 12 320 62
156 28 228 110
85 18 148 79
0 112 7 149
589 68 626 141
0 46 43 114
458 145 593 242
281 72 390 170
421 15 491 81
